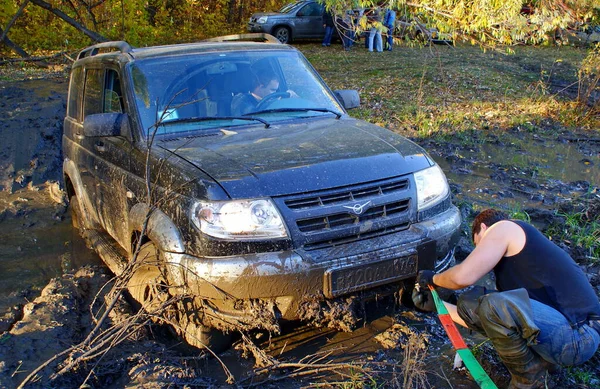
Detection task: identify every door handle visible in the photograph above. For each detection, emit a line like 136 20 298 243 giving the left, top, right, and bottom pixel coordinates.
94 142 106 152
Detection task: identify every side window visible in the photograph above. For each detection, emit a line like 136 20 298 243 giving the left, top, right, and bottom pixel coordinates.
67 67 83 120
299 3 320 17
104 69 123 113
83 69 103 119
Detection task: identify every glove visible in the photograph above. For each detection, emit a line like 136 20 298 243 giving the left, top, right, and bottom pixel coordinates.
412 288 435 312
416 270 436 289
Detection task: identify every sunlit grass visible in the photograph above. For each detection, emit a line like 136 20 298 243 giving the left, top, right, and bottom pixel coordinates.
546 209 600 263
301 42 598 138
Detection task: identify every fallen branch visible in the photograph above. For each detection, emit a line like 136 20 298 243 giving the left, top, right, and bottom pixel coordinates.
0 51 73 66
0 0 30 44
238 333 371 387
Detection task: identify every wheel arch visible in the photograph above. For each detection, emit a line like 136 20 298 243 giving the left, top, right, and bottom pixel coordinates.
63 158 99 223
128 203 186 255
271 24 293 42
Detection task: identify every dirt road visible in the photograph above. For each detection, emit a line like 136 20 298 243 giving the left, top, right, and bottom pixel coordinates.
0 72 599 388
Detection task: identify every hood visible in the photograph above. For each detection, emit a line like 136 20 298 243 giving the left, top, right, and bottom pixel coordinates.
159 117 432 199
253 12 286 17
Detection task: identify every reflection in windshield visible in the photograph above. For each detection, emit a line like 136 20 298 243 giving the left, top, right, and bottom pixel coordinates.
279 2 298 13
131 50 343 137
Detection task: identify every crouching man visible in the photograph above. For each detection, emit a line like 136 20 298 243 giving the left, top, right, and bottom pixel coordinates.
413 209 600 389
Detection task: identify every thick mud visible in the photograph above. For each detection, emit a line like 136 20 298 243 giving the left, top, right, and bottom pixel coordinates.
0 75 599 388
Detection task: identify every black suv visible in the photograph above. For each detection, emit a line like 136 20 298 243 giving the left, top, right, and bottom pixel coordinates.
63 34 461 350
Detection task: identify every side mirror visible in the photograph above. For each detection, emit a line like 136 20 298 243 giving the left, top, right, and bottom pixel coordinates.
334 90 360 110
83 113 130 137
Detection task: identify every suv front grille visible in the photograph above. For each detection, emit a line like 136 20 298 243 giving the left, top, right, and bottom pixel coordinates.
297 199 410 233
278 176 414 250
285 179 409 209
303 222 411 251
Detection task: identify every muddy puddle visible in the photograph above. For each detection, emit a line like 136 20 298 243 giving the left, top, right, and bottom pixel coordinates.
0 77 598 388
423 127 600 210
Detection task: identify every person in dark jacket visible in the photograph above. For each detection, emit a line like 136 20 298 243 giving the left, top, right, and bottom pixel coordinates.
231 71 280 115
413 209 600 389
322 10 335 46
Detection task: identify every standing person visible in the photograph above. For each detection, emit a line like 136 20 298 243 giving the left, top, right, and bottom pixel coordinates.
412 209 600 389
367 7 382 52
322 9 335 47
339 11 355 50
383 7 396 51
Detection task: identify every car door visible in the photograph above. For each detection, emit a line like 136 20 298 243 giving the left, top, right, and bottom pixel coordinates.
83 67 134 250
294 2 325 39
64 66 102 226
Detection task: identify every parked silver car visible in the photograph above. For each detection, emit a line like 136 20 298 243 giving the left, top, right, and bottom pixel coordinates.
248 0 326 44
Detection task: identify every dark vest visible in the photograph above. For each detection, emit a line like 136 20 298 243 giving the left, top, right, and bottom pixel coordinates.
494 220 600 326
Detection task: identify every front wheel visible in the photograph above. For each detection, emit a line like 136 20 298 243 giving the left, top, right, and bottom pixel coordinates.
273 27 291 44
128 242 232 352
127 242 171 313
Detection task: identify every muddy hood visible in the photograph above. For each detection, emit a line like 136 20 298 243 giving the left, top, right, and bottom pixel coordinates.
160 118 432 198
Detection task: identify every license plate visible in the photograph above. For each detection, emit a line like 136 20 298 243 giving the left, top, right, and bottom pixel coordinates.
323 254 417 298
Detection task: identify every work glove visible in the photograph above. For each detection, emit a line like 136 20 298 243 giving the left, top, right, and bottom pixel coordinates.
416 270 436 289
411 287 435 312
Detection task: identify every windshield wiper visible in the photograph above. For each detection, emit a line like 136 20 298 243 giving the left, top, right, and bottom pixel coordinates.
160 116 271 128
244 108 342 119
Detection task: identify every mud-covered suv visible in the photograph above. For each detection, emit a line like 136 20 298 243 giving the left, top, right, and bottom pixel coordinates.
63 34 461 350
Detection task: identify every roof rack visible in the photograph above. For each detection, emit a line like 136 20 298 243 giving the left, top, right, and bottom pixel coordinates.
201 33 281 44
77 41 133 60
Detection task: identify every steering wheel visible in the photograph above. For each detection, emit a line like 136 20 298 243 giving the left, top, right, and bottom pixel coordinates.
255 92 290 111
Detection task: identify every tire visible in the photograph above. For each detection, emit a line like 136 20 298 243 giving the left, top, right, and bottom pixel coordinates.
69 195 96 232
128 242 232 352
174 298 233 353
70 195 81 230
272 26 291 44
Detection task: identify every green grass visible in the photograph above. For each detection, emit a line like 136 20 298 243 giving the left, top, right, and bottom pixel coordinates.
300 42 598 138
566 366 600 386
546 209 600 263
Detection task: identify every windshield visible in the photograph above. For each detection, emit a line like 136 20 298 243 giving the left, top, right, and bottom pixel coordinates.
279 1 301 13
131 49 343 137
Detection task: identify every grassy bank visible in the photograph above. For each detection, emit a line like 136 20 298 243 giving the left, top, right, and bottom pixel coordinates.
301 42 597 138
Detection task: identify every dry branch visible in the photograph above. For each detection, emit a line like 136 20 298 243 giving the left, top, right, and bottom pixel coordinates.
29 0 108 43
0 27 31 61
0 0 30 44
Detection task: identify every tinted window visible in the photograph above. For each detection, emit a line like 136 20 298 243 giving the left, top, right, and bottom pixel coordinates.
67 67 83 120
299 3 323 16
83 69 103 118
104 69 123 113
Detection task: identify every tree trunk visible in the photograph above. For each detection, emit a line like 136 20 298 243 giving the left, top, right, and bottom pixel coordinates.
0 0 30 44
29 0 108 43
0 27 48 67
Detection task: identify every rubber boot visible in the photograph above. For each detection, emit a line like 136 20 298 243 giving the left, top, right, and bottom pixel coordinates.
476 289 551 389
456 286 494 334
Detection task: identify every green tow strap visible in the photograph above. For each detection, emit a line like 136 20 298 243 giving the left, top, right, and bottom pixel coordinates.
428 286 498 389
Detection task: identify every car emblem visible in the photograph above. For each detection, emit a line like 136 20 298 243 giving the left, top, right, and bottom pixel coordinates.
343 200 372 215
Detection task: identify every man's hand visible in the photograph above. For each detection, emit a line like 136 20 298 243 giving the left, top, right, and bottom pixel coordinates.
412 288 435 312
416 270 436 288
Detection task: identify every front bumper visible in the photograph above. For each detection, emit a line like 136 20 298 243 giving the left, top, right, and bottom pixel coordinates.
165 206 460 320
247 23 266 33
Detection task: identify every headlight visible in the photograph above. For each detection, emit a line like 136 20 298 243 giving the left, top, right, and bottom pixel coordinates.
191 199 288 240
414 165 450 210
257 16 268 24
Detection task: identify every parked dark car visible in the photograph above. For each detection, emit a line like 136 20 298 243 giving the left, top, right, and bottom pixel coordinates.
63 34 461 351
248 0 326 43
